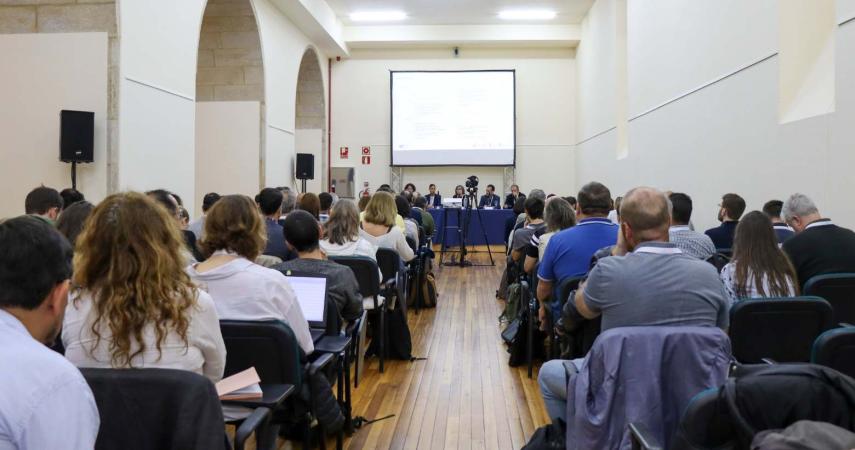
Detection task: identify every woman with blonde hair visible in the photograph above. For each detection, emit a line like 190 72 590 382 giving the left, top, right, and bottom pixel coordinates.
62 192 226 381
188 195 314 354
360 192 415 262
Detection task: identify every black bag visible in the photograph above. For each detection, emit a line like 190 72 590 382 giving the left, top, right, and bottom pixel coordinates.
523 419 566 449
507 306 546 367
367 304 413 360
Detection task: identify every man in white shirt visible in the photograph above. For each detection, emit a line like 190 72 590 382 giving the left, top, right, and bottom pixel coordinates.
0 216 100 450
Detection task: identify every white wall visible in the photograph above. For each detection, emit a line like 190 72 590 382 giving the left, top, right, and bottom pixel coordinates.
0 33 108 218
574 0 855 231
295 128 324 193
195 101 261 213
116 0 329 215
253 0 329 189
330 48 576 197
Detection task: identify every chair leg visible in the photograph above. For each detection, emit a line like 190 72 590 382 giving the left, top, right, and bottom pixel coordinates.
379 301 386 373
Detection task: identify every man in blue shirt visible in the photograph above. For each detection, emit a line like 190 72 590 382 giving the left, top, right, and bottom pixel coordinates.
536 182 619 317
0 216 100 449
705 193 745 250
425 184 442 209
478 184 501 209
763 199 795 244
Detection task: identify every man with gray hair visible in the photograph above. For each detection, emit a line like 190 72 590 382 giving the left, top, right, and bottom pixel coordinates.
782 193 855 288
538 186 728 422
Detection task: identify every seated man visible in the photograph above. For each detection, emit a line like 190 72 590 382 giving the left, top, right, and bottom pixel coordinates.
425 184 442 209
504 184 526 209
668 192 716 259
25 186 63 224
274 210 364 322
538 187 729 422
705 193 745 250
478 184 501 209
782 193 855 288
536 182 618 319
764 199 795 244
0 216 100 449
412 195 435 237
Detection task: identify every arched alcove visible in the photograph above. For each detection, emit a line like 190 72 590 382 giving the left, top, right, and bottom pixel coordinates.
193 0 266 213
295 47 327 193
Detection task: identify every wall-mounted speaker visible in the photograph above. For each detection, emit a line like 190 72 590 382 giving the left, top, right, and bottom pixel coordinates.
60 110 95 163
296 153 315 180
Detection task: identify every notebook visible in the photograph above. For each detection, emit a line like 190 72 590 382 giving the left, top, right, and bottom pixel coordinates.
216 367 262 400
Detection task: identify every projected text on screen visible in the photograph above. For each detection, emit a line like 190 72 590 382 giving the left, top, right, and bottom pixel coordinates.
391 71 516 166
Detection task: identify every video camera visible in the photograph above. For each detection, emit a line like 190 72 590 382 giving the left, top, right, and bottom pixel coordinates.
465 175 479 196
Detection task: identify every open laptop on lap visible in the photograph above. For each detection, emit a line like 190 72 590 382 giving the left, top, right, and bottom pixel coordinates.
283 272 328 343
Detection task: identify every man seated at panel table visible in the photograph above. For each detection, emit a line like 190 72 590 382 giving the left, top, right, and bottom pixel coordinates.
479 184 501 209
538 187 729 422
425 184 442 209
504 184 526 209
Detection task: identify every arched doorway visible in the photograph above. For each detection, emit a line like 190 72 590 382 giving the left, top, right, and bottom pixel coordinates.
194 0 265 213
295 48 327 193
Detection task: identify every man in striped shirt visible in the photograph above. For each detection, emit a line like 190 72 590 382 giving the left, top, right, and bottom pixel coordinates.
668 193 716 260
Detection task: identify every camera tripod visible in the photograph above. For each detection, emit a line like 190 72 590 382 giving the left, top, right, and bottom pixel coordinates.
439 190 495 267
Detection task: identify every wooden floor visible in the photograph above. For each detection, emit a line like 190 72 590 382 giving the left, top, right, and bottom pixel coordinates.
259 249 548 449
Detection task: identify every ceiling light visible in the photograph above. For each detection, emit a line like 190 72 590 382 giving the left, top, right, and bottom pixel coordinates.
349 11 407 22
498 10 557 20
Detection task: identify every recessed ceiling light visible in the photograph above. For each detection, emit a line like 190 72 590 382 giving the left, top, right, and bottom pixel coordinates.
349 11 407 22
498 10 557 20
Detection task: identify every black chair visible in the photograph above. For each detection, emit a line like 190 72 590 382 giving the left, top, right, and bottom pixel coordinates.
804 273 855 326
705 253 730 274
329 255 387 373
631 388 735 450
551 276 589 359
219 320 337 450
812 326 855 378
729 297 833 363
81 367 269 450
716 248 733 259
376 248 406 310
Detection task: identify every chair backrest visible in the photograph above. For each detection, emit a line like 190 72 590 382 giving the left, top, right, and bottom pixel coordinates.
406 235 417 252
81 368 226 450
804 273 855 325
670 388 736 450
716 248 733 259
329 255 381 297
219 320 303 390
705 253 730 274
555 276 584 305
729 297 833 363
812 327 855 378
376 247 401 285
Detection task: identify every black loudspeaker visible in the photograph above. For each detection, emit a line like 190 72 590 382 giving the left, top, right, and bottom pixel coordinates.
296 153 315 180
60 110 95 163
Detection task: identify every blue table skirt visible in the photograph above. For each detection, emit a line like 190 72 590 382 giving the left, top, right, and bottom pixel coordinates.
429 208 516 246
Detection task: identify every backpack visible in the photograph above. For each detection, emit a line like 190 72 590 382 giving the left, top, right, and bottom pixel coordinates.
367 303 413 360
499 282 522 323
408 270 438 308
523 420 567 450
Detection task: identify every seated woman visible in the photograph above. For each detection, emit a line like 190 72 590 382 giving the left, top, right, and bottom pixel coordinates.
452 185 465 198
56 200 94 247
63 192 226 382
321 199 378 260
360 192 415 262
187 195 314 354
395 194 419 246
298 192 321 220
524 197 576 274
720 211 798 304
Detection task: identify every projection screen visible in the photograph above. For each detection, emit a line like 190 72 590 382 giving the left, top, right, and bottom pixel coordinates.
390 70 516 166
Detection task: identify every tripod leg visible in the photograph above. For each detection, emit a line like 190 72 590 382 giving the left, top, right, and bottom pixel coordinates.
473 207 495 266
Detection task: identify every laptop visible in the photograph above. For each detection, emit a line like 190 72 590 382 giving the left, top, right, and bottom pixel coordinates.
284 273 328 343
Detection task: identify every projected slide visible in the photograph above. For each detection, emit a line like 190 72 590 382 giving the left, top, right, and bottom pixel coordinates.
391 71 516 166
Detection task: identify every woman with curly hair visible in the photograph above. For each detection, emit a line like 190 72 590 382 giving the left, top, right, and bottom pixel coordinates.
188 195 314 354
62 192 226 381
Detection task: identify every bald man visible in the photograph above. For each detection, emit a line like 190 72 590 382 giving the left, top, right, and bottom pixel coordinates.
537 187 729 422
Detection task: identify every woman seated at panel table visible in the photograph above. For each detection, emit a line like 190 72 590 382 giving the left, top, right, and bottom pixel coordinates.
359 192 415 263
